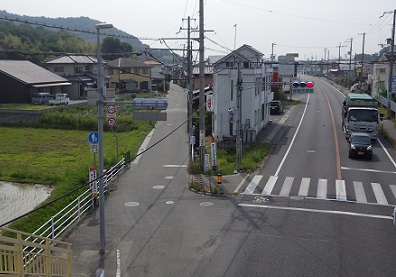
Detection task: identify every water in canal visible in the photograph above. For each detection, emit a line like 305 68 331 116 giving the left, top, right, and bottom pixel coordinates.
0 181 52 225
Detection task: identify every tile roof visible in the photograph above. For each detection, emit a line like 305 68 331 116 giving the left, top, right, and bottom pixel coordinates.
107 57 152 68
45 55 97 64
0 60 68 84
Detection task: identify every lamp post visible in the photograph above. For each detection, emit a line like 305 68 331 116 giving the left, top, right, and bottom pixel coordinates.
271 43 276 61
95 22 113 254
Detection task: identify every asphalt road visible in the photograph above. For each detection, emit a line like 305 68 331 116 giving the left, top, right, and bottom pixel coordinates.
67 80 396 277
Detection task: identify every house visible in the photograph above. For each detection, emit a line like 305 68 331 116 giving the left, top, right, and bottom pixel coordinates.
212 44 273 144
45 55 98 99
192 63 213 90
105 57 152 93
370 53 396 99
142 59 165 90
0 60 70 104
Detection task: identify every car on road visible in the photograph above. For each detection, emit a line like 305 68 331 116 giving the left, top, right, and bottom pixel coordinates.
270 100 283 115
348 132 373 160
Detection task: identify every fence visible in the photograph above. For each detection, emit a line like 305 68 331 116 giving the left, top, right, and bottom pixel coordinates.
0 153 129 276
0 226 72 277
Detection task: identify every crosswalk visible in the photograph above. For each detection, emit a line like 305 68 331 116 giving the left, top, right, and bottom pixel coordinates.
242 175 396 206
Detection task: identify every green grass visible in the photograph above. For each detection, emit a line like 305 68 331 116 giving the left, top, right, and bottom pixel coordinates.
0 122 152 232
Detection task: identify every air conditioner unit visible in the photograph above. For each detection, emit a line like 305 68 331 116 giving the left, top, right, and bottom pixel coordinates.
61 72 68 77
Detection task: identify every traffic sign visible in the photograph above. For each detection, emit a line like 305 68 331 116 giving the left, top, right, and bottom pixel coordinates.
107 117 116 127
90 144 99 152
106 104 116 115
88 131 99 143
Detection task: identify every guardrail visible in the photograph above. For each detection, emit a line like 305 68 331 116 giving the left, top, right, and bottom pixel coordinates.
0 226 72 277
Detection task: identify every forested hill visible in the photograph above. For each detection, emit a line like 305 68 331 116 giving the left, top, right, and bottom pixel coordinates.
0 10 175 64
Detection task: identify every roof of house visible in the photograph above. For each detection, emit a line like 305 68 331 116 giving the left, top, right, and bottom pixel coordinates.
214 44 264 66
45 55 97 64
142 59 162 66
107 57 152 68
0 60 69 85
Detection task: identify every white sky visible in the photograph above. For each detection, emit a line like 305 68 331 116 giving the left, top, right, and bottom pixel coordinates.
1 0 395 61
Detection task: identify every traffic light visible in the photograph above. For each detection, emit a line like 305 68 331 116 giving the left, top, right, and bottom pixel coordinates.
292 81 314 93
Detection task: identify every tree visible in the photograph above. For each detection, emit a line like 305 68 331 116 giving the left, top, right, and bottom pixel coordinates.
101 37 133 60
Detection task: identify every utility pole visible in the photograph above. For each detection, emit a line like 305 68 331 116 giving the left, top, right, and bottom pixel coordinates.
385 10 396 119
186 16 193 164
338 42 342 76
348 38 353 89
199 0 205 167
358 32 366 90
236 62 242 172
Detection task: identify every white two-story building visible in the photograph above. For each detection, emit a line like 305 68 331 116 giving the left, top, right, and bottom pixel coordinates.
212 44 273 144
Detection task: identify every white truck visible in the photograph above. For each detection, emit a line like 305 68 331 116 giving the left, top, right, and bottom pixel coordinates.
48 93 70 105
342 93 383 141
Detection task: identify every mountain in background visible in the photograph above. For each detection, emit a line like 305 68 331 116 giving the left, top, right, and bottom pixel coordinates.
0 10 177 64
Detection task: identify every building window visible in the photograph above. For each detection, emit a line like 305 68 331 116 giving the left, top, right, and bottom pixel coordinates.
54 66 64 72
143 68 148 74
84 65 89 71
108 68 113 75
75 67 83 74
379 68 386 74
134 68 140 75
243 62 250 68
226 62 234 68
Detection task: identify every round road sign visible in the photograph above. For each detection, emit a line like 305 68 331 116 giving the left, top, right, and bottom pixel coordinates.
106 105 116 114
107 117 116 127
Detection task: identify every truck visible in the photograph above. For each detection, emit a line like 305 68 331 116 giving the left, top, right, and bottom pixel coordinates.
342 93 383 141
48 93 70 105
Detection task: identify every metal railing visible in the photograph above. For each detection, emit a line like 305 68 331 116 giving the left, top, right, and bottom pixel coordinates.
0 226 72 277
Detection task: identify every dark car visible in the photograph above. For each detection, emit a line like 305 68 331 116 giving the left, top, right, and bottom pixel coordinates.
348 132 373 160
270 100 283 115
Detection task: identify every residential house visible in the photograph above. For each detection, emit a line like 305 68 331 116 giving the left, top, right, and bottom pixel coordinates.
212 44 273 144
371 53 395 99
0 60 70 104
45 55 98 99
105 57 152 93
142 59 165 90
192 63 213 90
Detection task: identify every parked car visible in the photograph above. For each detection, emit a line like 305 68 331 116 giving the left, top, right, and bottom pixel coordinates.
31 92 52 105
48 93 70 105
348 132 373 160
270 100 283 114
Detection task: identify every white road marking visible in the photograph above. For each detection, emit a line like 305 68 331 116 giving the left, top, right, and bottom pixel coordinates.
242 175 263 194
353 181 367 203
238 203 393 220
261 175 278 196
163 165 188 168
390 185 396 199
341 166 396 174
116 249 121 277
298 177 310 197
336 179 347 201
279 177 294 197
371 183 388 205
317 178 327 199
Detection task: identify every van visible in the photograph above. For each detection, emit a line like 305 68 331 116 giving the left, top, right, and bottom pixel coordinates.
31 92 53 105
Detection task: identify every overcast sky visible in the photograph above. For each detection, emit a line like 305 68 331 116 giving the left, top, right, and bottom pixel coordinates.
1 0 395 61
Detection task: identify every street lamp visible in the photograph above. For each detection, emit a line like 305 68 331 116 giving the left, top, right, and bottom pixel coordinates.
95 22 113 254
271 43 276 61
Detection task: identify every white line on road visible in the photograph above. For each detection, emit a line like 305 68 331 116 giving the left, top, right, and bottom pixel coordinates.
336 179 347 201
234 174 250 193
261 175 278 196
371 183 388 205
341 166 396 174
353 181 367 203
242 175 263 194
116 249 121 277
163 165 188 168
238 203 393 220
